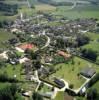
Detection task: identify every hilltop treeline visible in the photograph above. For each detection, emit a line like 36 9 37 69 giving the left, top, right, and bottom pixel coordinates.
0 2 18 15
38 0 73 6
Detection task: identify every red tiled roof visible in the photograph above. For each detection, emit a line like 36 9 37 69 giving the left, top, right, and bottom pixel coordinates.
18 43 34 50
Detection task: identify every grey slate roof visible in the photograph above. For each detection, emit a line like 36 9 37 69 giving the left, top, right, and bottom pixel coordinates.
80 67 96 78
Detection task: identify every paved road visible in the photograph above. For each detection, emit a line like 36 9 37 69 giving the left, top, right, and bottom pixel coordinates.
33 35 51 52
41 35 51 49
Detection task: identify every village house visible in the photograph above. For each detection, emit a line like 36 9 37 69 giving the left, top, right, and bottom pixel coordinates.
15 43 34 52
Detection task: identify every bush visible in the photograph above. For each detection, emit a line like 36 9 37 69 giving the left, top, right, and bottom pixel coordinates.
87 88 98 100
69 84 74 89
52 55 66 64
32 92 43 100
88 73 99 87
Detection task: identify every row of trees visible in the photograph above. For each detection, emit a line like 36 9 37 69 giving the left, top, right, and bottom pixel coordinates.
25 48 42 70
87 73 99 100
76 35 90 47
0 73 18 83
81 49 97 61
88 73 99 87
87 88 99 100
52 55 66 64
54 34 90 50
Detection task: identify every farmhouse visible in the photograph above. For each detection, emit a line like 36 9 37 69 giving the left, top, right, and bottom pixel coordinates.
80 67 96 78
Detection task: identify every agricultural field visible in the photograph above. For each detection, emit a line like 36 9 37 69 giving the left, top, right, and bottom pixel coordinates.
35 4 56 11
51 4 99 19
1 0 99 20
52 0 88 2
50 57 99 89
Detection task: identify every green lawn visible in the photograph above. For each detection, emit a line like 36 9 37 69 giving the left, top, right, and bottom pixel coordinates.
0 82 11 90
0 29 16 48
85 32 99 41
82 41 99 52
20 82 38 91
0 64 23 81
83 32 99 52
55 92 64 100
0 29 15 41
91 81 99 93
50 57 99 89
38 84 52 93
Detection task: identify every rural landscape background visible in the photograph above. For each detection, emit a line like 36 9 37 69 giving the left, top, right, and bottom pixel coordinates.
0 0 99 100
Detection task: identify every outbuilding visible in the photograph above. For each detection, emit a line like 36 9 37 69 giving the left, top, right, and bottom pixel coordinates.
80 67 96 78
